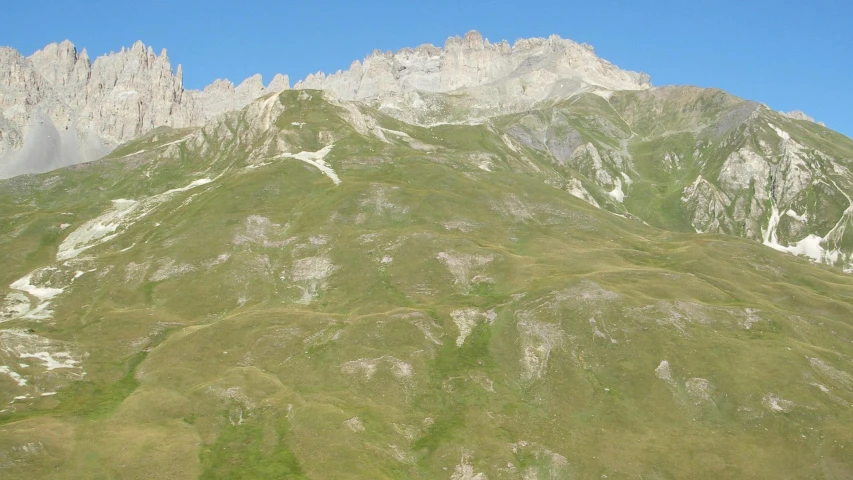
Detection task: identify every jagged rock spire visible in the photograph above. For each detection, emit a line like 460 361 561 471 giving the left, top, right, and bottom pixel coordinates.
1 31 652 177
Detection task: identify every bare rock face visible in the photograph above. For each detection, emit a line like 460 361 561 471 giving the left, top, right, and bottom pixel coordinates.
0 41 288 178
294 31 651 124
1 31 647 177
78 42 197 145
190 73 289 119
781 110 825 126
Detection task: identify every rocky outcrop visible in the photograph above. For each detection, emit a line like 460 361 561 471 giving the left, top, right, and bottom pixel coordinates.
496 85 853 270
0 41 288 178
190 73 289 120
295 31 651 124
781 110 825 126
297 31 649 100
1 32 651 178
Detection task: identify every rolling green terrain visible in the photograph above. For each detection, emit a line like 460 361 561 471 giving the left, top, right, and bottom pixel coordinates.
1 89 853 478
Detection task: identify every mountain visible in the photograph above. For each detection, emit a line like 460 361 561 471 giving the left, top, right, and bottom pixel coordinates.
0 40 289 178
0 31 649 179
1 33 853 479
493 86 853 271
294 31 650 125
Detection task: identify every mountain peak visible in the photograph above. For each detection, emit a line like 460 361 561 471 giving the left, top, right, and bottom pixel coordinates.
781 109 824 126
294 31 650 125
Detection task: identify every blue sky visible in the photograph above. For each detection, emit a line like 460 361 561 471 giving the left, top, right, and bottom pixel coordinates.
3 0 851 137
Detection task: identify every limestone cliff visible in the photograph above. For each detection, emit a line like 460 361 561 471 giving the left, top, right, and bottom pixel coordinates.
0 41 288 178
295 31 651 124
1 31 654 177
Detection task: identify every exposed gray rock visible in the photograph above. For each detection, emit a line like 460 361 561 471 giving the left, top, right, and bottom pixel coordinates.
294 31 652 124
4 31 828 187
706 101 761 139
781 110 824 126
190 73 289 119
297 31 649 99
0 40 289 178
1 32 651 177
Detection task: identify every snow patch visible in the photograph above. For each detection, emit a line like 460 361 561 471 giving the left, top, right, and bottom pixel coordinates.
7 268 64 320
18 351 80 370
56 198 139 260
0 293 33 323
57 178 213 261
275 145 340 185
768 123 791 141
10 273 63 301
785 209 808 222
165 178 212 194
0 330 85 380
115 89 139 98
591 88 615 100
762 190 847 267
0 366 26 386
72 269 95 280
607 178 625 203
766 231 838 264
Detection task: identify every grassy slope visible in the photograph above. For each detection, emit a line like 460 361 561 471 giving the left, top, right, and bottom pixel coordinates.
0 91 852 478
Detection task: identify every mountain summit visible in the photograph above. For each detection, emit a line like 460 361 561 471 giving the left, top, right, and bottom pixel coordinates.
0 31 649 178
295 30 651 124
0 40 288 178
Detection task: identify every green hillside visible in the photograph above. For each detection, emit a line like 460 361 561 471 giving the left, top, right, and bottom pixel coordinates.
1 90 853 479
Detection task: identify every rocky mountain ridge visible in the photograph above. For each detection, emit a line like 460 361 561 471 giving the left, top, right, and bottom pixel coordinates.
2 32 847 273
294 31 651 124
0 40 289 178
1 31 653 178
